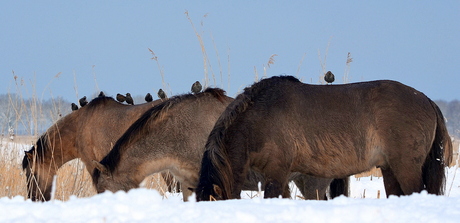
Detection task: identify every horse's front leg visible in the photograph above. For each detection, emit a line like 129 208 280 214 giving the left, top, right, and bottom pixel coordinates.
181 186 193 202
264 175 290 198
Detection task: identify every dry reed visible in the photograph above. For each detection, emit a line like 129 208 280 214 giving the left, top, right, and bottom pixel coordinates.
0 137 170 201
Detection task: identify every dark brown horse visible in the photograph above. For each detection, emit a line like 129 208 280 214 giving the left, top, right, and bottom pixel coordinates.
22 95 163 201
92 88 347 201
196 75 453 201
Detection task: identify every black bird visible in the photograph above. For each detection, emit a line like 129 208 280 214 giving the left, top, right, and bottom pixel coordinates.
71 103 79 111
116 93 126 103
145 93 153 102
98 91 105 97
324 71 335 84
191 81 202 94
125 93 134 105
79 96 88 107
158 89 167 100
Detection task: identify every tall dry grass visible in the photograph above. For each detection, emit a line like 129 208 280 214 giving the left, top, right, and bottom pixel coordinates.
0 137 27 198
0 135 172 201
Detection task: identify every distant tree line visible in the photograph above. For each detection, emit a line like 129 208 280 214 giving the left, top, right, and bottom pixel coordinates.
434 100 460 138
0 94 459 138
0 93 70 136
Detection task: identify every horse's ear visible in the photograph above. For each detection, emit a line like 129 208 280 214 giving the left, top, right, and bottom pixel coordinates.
213 184 223 198
92 160 108 174
25 151 34 161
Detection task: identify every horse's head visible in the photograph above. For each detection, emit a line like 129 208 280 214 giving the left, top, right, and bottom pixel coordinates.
195 183 225 201
21 113 80 201
195 150 233 201
91 162 113 193
91 161 138 194
22 143 53 201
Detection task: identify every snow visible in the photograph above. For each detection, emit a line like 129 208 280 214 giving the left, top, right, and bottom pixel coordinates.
2 139 460 222
2 187 460 223
1 170 459 222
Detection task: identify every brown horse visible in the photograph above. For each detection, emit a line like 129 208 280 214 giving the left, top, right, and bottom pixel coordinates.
91 88 233 201
92 88 347 201
22 95 163 201
195 75 453 201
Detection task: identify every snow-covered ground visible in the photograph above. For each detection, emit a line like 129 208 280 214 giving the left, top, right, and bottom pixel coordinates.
1 139 460 222
2 182 460 223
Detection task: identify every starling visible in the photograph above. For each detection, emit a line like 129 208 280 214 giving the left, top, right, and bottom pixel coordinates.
145 93 153 102
116 93 126 103
158 89 167 100
191 81 202 94
125 93 134 105
79 96 88 107
324 71 335 84
98 91 105 97
71 103 78 111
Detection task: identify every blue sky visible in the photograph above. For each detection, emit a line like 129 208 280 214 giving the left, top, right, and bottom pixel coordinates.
1 1 459 102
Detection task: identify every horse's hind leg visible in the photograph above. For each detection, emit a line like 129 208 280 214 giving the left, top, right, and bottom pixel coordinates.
381 166 423 196
381 168 404 197
394 166 424 195
383 144 425 196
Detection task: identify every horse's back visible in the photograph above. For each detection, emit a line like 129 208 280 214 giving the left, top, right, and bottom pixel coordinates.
76 98 162 169
229 78 438 177
255 79 436 132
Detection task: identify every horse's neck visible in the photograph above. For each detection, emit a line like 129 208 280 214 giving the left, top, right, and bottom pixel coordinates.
46 123 79 167
77 103 155 168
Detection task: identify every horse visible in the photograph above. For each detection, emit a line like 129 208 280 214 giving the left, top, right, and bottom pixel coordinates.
92 88 348 201
195 75 453 201
22 95 164 201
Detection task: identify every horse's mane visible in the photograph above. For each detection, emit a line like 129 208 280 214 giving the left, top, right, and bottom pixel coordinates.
202 75 300 198
84 96 121 114
22 134 49 169
220 75 300 129
97 88 228 173
89 95 117 105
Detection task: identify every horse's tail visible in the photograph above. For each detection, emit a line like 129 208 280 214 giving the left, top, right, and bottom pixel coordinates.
423 100 453 195
329 178 350 198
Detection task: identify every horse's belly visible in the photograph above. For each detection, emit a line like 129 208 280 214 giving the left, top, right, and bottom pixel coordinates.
292 154 379 178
